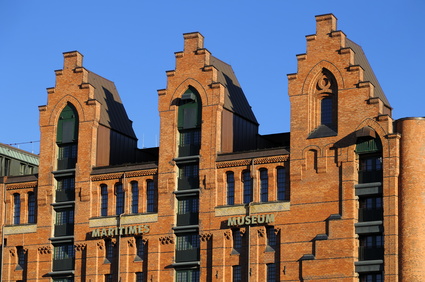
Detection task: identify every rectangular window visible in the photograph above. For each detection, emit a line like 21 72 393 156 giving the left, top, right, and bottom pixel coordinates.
359 234 384 261
179 129 201 156
54 208 74 237
146 180 156 212
136 237 145 260
260 169 268 202
101 185 108 216
176 233 200 262
233 265 242 282
13 193 20 225
105 239 114 262
227 172 235 205
17 246 26 270
267 263 277 282
177 197 199 225
176 269 200 282
136 272 144 282
359 196 383 222
232 229 242 254
277 167 286 201
53 244 75 271
20 163 26 175
243 171 252 204
28 192 36 223
131 182 139 214
267 227 277 250
178 164 199 190
359 272 383 282
57 144 77 170
56 177 75 202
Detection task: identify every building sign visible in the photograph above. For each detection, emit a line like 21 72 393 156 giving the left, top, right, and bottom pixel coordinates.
92 224 150 238
227 213 275 227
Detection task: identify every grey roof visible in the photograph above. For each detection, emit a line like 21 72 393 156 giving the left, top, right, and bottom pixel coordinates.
346 39 391 107
0 143 39 165
210 56 258 124
88 71 137 139
217 147 289 162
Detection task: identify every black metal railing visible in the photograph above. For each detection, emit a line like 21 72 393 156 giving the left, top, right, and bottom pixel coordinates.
358 208 383 222
178 177 199 191
177 213 199 226
52 258 75 271
54 224 74 237
178 144 200 157
175 248 199 262
56 189 75 202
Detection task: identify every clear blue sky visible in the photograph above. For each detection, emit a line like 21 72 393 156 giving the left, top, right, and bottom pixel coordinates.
1 1 424 154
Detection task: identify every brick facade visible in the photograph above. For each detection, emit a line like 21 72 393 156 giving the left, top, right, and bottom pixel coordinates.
0 13 424 281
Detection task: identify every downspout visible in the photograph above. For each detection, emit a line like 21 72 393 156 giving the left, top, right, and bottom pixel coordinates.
117 172 126 282
1 176 7 282
248 158 255 281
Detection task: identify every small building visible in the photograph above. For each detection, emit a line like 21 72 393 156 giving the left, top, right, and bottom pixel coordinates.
1 14 424 282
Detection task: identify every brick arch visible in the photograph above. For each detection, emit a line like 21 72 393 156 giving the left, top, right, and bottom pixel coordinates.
168 78 209 110
47 95 86 126
355 118 390 157
301 60 345 95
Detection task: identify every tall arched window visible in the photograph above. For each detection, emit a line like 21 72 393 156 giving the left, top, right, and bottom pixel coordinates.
13 193 21 225
131 181 139 214
146 180 156 213
178 87 202 157
260 169 268 202
310 69 338 138
115 183 124 215
226 172 235 205
28 192 36 223
242 170 253 204
276 167 287 201
100 184 108 216
57 103 78 170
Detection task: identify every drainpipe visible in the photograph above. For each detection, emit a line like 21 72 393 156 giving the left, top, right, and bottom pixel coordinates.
1 176 7 282
247 158 255 281
117 173 126 282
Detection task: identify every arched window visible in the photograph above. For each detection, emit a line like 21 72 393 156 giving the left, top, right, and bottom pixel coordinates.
146 180 156 213
260 169 268 202
100 184 108 216
242 170 252 204
13 193 21 225
131 181 139 214
115 183 124 215
310 69 338 138
226 172 235 205
28 192 36 224
276 167 287 201
57 103 78 170
178 87 202 157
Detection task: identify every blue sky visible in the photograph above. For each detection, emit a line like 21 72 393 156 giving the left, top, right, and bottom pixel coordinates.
1 1 424 154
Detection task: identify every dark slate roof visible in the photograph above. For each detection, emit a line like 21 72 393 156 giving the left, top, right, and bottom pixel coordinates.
91 161 158 175
217 147 289 162
210 56 258 124
346 39 391 107
88 71 137 139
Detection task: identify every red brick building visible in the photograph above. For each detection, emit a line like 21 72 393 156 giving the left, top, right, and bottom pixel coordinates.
1 14 424 281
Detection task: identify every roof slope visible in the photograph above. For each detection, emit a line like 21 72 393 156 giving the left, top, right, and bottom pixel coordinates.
346 39 390 107
210 56 258 124
0 143 39 165
88 71 137 139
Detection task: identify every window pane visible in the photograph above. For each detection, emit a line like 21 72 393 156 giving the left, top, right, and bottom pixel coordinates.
227 172 235 205
321 96 333 126
28 192 36 223
146 180 155 212
277 167 286 201
101 185 108 216
116 183 124 215
131 182 139 213
14 193 20 224
243 171 252 204
260 169 268 202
